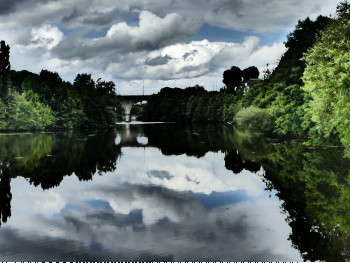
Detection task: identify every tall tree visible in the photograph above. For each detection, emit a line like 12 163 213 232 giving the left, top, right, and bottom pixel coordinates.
0 41 10 101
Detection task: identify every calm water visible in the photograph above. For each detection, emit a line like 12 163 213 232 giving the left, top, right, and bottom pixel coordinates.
0 123 349 261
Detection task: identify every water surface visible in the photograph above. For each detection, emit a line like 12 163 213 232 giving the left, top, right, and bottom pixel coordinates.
0 123 348 261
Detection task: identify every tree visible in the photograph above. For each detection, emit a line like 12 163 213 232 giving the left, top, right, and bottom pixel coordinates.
302 5 350 151
262 64 272 80
336 0 350 19
242 66 259 82
222 66 244 95
223 66 242 87
0 41 10 102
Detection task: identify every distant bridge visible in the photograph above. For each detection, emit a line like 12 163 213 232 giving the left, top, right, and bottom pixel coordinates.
118 95 152 122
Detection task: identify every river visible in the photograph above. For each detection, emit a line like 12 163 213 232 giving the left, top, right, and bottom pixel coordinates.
0 123 348 261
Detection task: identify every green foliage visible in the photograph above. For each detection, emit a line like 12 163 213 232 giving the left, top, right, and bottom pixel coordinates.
16 70 121 130
234 106 274 133
302 6 350 152
73 74 121 128
0 39 123 131
143 86 240 123
0 67 122 131
10 70 35 93
337 0 350 19
0 90 54 130
240 16 331 137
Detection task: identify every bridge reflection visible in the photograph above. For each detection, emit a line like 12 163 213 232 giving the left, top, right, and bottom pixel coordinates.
117 124 149 147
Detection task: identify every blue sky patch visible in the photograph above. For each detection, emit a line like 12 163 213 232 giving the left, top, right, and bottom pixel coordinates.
84 199 114 211
190 188 278 211
191 190 254 210
189 23 251 43
83 26 110 39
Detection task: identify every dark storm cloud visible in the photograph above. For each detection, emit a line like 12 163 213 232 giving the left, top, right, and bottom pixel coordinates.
176 64 209 78
0 0 59 15
51 34 124 60
212 0 245 17
61 7 81 23
83 12 115 26
0 0 28 15
62 6 116 26
145 55 172 66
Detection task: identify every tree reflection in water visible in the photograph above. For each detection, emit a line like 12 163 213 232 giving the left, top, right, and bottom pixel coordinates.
0 160 11 225
0 124 348 261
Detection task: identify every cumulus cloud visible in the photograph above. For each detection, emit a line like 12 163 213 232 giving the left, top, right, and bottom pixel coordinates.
52 11 201 60
30 24 64 50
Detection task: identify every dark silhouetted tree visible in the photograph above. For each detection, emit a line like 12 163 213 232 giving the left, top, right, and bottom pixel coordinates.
222 66 244 95
223 66 242 88
242 66 259 82
0 41 10 102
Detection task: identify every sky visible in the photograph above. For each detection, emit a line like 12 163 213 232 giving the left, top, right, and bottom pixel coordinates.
0 0 339 95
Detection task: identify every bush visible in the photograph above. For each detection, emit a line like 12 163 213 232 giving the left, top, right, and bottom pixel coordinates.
234 106 274 133
0 90 54 131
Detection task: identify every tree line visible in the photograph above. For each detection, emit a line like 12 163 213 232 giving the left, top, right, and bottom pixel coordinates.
142 65 260 123
0 43 122 131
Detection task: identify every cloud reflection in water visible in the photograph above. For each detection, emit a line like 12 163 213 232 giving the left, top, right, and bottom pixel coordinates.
1 146 301 261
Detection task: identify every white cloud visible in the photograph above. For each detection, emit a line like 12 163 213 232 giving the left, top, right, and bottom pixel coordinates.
52 11 201 60
107 11 201 47
12 178 65 215
30 24 64 50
